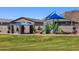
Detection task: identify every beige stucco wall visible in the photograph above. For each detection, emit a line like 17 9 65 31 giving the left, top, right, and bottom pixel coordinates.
0 25 8 34
13 25 30 33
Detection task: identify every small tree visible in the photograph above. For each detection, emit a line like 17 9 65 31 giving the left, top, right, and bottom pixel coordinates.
37 26 42 30
16 27 19 32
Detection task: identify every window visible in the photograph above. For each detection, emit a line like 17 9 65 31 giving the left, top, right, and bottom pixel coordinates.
55 21 71 26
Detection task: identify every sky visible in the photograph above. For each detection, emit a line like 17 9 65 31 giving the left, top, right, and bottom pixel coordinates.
0 7 79 20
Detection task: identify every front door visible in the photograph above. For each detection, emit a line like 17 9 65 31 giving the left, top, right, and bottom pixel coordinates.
30 25 34 34
20 25 25 34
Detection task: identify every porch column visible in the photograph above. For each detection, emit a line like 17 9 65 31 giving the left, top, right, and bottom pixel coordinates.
71 21 73 26
11 25 14 33
43 21 46 34
7 25 11 33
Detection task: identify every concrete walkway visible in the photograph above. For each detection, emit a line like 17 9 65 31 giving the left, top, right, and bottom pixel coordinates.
0 33 79 36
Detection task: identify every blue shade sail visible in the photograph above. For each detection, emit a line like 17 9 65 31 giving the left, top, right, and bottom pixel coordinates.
46 13 64 19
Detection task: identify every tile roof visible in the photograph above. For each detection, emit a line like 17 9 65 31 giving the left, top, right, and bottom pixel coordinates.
0 18 12 22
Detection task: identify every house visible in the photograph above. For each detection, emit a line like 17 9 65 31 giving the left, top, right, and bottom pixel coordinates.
2 17 44 34
44 12 79 33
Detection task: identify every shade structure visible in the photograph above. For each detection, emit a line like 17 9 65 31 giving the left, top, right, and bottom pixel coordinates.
46 13 64 19
46 13 65 33
15 22 33 26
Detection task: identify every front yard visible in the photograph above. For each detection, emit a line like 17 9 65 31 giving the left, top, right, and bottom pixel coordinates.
0 34 79 51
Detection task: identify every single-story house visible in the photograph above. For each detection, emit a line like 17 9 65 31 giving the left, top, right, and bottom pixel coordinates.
44 19 79 33
0 17 44 34
44 13 79 33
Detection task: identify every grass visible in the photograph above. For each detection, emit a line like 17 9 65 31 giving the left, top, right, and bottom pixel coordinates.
0 34 79 51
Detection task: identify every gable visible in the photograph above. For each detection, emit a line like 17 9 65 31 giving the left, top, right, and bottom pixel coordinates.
10 17 35 25
16 18 32 22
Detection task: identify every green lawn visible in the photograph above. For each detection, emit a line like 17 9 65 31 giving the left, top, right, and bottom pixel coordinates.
0 34 79 51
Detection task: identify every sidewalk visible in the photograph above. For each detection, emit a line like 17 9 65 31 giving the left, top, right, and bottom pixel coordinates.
0 33 79 36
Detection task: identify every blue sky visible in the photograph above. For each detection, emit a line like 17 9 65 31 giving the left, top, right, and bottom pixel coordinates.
0 7 79 20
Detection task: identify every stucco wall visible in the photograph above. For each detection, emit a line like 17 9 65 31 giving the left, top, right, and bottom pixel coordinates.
0 25 8 34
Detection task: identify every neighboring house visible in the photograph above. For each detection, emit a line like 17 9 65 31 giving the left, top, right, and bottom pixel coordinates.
0 18 12 34
61 10 79 33
45 19 79 33
44 12 79 33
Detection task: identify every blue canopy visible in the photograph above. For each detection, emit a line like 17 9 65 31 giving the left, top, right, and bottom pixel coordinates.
46 13 64 19
15 22 33 26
